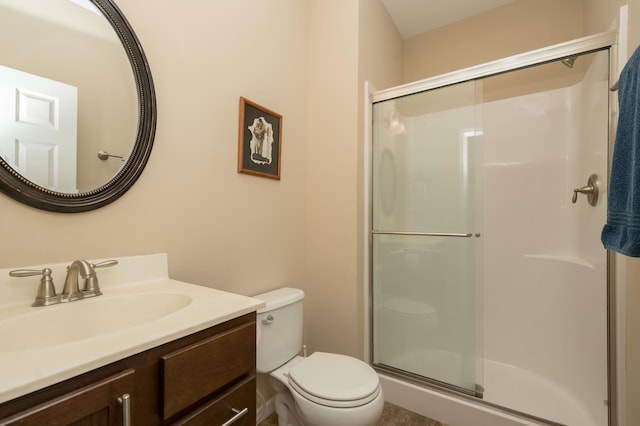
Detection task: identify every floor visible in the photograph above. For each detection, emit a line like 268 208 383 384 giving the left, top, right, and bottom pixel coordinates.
258 402 449 425
376 402 448 425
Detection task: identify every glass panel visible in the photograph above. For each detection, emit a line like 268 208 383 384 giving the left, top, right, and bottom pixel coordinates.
371 80 483 394
373 233 479 392
372 81 481 235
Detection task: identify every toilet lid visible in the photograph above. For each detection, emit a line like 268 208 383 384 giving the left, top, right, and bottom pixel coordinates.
288 352 380 408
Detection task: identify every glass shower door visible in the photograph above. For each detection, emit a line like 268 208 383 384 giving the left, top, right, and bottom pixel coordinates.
371 81 483 395
370 47 610 424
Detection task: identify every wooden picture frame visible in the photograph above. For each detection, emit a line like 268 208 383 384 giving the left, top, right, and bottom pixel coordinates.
237 97 282 179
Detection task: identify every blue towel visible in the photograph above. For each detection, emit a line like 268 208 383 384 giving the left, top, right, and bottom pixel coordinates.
602 45 640 256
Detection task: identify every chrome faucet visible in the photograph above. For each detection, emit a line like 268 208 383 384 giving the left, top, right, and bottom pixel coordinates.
61 259 118 302
61 260 94 302
10 259 118 306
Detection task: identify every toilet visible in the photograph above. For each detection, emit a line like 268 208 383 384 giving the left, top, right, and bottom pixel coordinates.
254 287 384 426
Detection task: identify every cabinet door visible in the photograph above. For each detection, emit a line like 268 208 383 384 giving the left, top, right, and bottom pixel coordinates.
0 369 135 426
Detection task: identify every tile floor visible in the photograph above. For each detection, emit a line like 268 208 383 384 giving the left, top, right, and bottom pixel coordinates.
375 402 448 425
258 402 448 425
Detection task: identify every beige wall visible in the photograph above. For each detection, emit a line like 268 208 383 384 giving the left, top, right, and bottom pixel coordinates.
403 0 584 82
305 0 361 357
358 0 404 91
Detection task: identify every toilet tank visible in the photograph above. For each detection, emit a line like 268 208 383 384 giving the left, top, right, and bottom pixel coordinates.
254 287 304 373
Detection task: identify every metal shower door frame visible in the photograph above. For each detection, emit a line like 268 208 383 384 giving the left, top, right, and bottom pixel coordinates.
365 30 620 425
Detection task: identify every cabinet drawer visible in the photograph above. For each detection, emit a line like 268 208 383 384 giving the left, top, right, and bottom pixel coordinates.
171 376 255 426
160 321 255 420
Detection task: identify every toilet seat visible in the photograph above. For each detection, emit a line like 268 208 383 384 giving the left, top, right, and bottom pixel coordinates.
287 352 380 408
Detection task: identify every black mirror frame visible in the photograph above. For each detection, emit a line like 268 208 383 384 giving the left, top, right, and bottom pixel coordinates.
0 0 156 213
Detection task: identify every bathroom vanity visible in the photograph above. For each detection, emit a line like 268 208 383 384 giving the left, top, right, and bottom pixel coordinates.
0 254 264 425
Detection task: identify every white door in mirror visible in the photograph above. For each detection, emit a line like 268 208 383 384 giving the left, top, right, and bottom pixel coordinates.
0 65 77 192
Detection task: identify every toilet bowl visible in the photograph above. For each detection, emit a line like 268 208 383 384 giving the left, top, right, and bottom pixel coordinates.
254 287 384 426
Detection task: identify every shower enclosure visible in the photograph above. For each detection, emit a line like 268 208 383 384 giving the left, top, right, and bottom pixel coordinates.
368 33 615 426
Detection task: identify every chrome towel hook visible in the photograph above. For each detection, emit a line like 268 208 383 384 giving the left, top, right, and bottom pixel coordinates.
97 150 125 161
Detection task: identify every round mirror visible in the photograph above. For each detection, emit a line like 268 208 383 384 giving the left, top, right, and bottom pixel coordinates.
0 0 155 212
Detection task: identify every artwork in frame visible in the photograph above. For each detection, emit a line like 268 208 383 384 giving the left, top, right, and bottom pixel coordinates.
237 97 282 179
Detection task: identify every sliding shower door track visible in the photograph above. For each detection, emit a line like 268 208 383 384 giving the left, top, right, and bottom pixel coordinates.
374 364 567 426
374 362 481 398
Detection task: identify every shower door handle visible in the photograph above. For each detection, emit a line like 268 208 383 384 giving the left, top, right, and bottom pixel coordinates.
572 174 599 206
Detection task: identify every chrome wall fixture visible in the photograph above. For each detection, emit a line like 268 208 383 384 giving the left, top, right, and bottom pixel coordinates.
572 174 600 206
97 150 125 161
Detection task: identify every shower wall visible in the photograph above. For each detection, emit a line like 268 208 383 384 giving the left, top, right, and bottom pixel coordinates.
481 57 608 425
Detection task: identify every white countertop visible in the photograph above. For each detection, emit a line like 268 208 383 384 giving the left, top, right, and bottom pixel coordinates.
0 253 265 404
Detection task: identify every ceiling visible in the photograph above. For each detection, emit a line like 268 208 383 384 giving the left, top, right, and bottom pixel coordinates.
381 0 516 39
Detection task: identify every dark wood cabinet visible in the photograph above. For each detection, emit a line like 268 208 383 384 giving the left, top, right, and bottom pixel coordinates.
160 321 255 421
0 313 256 426
0 369 135 426
171 376 255 426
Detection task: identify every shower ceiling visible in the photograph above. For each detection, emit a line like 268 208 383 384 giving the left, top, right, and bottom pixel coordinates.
381 0 516 39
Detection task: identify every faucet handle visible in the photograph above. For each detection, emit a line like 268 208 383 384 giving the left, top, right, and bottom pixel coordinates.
82 259 118 297
9 268 61 307
92 259 119 269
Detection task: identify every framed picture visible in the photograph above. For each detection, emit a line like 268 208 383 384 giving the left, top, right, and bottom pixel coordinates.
237 97 282 180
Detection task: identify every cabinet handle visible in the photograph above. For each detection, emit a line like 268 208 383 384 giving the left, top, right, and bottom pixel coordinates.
118 393 131 426
221 407 248 426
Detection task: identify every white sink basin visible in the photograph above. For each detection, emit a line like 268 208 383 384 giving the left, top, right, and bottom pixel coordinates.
0 292 192 352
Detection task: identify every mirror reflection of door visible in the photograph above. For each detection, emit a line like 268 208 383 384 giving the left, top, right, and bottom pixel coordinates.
0 65 78 192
